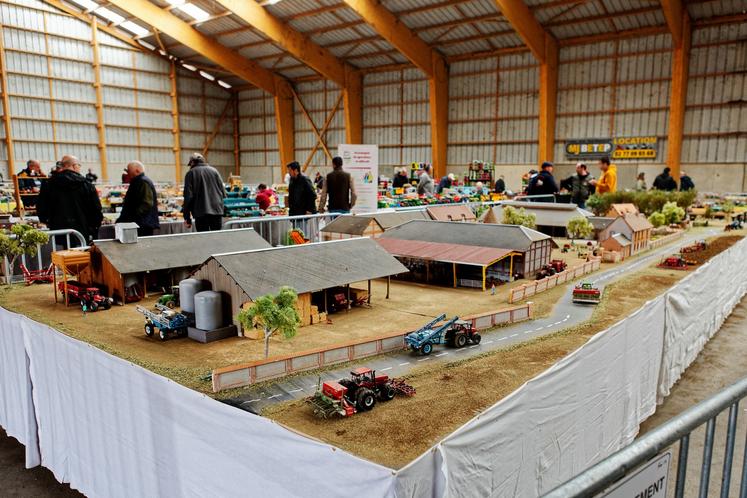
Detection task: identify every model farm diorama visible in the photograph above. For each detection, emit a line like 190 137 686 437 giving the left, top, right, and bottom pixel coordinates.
0 188 744 466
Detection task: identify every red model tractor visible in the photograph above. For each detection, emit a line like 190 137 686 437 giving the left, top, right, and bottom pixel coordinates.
657 254 696 270
572 282 601 304
58 280 113 312
549 259 567 273
307 367 415 418
681 240 706 253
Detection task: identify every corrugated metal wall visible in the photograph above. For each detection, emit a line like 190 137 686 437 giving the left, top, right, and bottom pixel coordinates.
555 33 672 163
448 52 539 167
363 69 431 168
238 88 278 183
683 23 746 163
294 79 345 170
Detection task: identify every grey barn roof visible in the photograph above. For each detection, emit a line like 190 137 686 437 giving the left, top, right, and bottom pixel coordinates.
206 237 408 299
588 217 616 231
321 211 430 235
495 201 593 228
93 228 271 274
379 220 552 252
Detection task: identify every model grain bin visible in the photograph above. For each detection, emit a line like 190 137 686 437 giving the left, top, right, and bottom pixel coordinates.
114 222 139 244
194 291 224 330
179 278 208 314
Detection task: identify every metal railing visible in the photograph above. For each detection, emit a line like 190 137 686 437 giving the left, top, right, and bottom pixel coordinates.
223 212 341 246
544 376 747 498
2 228 87 283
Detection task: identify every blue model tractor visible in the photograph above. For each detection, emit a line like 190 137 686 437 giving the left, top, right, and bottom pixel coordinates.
405 314 481 355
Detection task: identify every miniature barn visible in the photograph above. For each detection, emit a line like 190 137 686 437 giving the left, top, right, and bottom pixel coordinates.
425 204 476 222
377 220 555 289
320 211 429 240
607 203 640 218
82 229 270 304
483 201 593 237
601 233 633 259
190 238 408 332
598 213 654 255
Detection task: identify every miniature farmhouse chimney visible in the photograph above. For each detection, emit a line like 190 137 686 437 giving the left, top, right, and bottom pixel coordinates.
114 222 139 244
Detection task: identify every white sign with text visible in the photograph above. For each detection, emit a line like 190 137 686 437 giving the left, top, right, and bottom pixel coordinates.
599 451 671 498
338 143 379 214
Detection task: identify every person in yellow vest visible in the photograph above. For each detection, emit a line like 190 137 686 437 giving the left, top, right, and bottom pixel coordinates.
591 156 617 194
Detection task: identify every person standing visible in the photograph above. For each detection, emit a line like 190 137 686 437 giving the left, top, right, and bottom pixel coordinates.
116 161 159 236
560 162 595 209
17 159 45 207
313 172 324 191
287 161 317 216
182 152 226 232
652 167 677 191
494 175 506 194
437 173 455 193
392 168 409 189
121 168 131 184
417 164 434 195
37 155 103 244
680 172 695 191
318 156 356 214
591 156 617 194
85 168 98 183
527 161 558 200
635 172 647 191
255 183 276 212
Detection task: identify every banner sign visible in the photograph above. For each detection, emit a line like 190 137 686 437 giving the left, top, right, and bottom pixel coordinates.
338 144 379 214
565 136 658 161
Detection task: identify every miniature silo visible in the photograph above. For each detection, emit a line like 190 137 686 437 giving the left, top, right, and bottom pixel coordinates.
179 278 207 314
194 291 223 330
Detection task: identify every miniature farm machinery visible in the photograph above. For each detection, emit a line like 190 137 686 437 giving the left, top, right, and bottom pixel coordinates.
157 285 180 309
536 259 567 280
572 282 601 304
136 303 194 340
681 240 706 253
405 314 481 355
57 280 113 312
307 367 415 418
657 254 696 270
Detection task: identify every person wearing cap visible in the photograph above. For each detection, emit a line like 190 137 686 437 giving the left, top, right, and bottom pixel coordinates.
287 161 317 216
318 156 356 214
679 172 695 191
652 167 677 191
437 173 455 193
591 156 617 194
527 162 559 200
182 152 226 232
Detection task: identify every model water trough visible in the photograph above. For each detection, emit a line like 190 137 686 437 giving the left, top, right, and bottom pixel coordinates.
179 279 237 343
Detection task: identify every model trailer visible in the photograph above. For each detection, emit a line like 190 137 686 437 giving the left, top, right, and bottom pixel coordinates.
57 280 113 312
572 282 601 304
405 314 482 355
136 303 194 341
307 367 415 418
657 255 696 270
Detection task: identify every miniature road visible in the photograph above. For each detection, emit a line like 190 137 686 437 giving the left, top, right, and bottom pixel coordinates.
226 229 717 414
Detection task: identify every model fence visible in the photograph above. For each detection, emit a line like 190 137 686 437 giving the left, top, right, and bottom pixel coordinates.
211 303 532 392
648 230 686 250
508 259 601 304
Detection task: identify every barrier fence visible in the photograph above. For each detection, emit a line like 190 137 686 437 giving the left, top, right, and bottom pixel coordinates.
211 303 532 392
508 259 601 303
649 230 686 250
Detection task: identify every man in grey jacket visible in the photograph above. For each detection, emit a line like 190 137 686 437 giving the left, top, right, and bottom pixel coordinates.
417 164 434 195
182 153 226 232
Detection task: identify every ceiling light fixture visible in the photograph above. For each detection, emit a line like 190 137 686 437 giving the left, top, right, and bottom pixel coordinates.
69 0 98 10
218 80 232 89
178 3 210 22
199 70 215 81
182 63 197 71
137 40 156 50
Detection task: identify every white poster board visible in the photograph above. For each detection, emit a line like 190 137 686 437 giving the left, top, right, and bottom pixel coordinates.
338 144 378 214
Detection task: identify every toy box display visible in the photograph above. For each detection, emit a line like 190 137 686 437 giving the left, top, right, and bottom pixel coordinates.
464 160 494 187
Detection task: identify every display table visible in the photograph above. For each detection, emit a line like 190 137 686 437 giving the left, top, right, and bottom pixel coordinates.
97 220 193 239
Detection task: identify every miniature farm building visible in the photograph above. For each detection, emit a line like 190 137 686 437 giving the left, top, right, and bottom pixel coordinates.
82 229 270 304
588 217 617 240
425 204 476 222
320 211 429 240
377 220 555 288
190 237 408 331
607 203 640 218
482 201 593 237
598 214 654 255
600 233 633 259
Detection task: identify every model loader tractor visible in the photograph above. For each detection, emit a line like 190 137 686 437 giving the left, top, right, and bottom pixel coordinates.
572 282 601 304
307 367 415 418
405 314 481 355
657 254 696 270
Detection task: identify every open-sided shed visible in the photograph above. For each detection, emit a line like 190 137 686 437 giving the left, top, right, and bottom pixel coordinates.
191 238 408 330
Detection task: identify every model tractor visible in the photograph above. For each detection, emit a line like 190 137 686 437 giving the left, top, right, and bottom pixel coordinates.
405 314 481 355
681 240 706 253
136 303 194 341
157 285 180 309
549 259 567 273
58 280 113 312
572 282 601 304
657 254 696 270
307 367 415 418
535 264 557 280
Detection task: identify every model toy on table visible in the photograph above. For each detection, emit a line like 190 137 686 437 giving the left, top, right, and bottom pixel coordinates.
681 240 707 253
157 285 180 309
57 280 113 312
657 254 696 270
405 314 481 355
137 303 194 341
307 367 415 418
572 282 601 304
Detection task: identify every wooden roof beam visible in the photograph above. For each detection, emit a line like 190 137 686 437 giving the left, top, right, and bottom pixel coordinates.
494 0 556 63
660 0 687 46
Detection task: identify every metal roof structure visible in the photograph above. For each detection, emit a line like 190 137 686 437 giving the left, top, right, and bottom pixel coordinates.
377 238 515 267
320 210 430 235
588 216 616 231
379 219 552 252
487 201 593 228
611 233 632 246
622 212 654 232
92 228 271 274
425 204 477 222
50 0 743 90
205 237 408 299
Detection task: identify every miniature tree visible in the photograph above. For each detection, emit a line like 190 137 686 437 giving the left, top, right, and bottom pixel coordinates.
648 211 666 228
502 205 536 229
661 201 685 224
566 216 594 242
238 286 300 359
0 225 49 284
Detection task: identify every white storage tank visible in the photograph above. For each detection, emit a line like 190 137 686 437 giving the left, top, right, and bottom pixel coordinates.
194 291 224 331
179 279 207 314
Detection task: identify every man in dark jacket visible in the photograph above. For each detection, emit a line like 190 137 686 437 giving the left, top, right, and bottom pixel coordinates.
318 156 356 213
392 168 409 189
182 153 226 232
560 162 595 209
679 172 695 191
116 161 159 236
527 161 559 201
37 155 103 244
652 167 677 191
287 162 317 216
494 175 506 194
